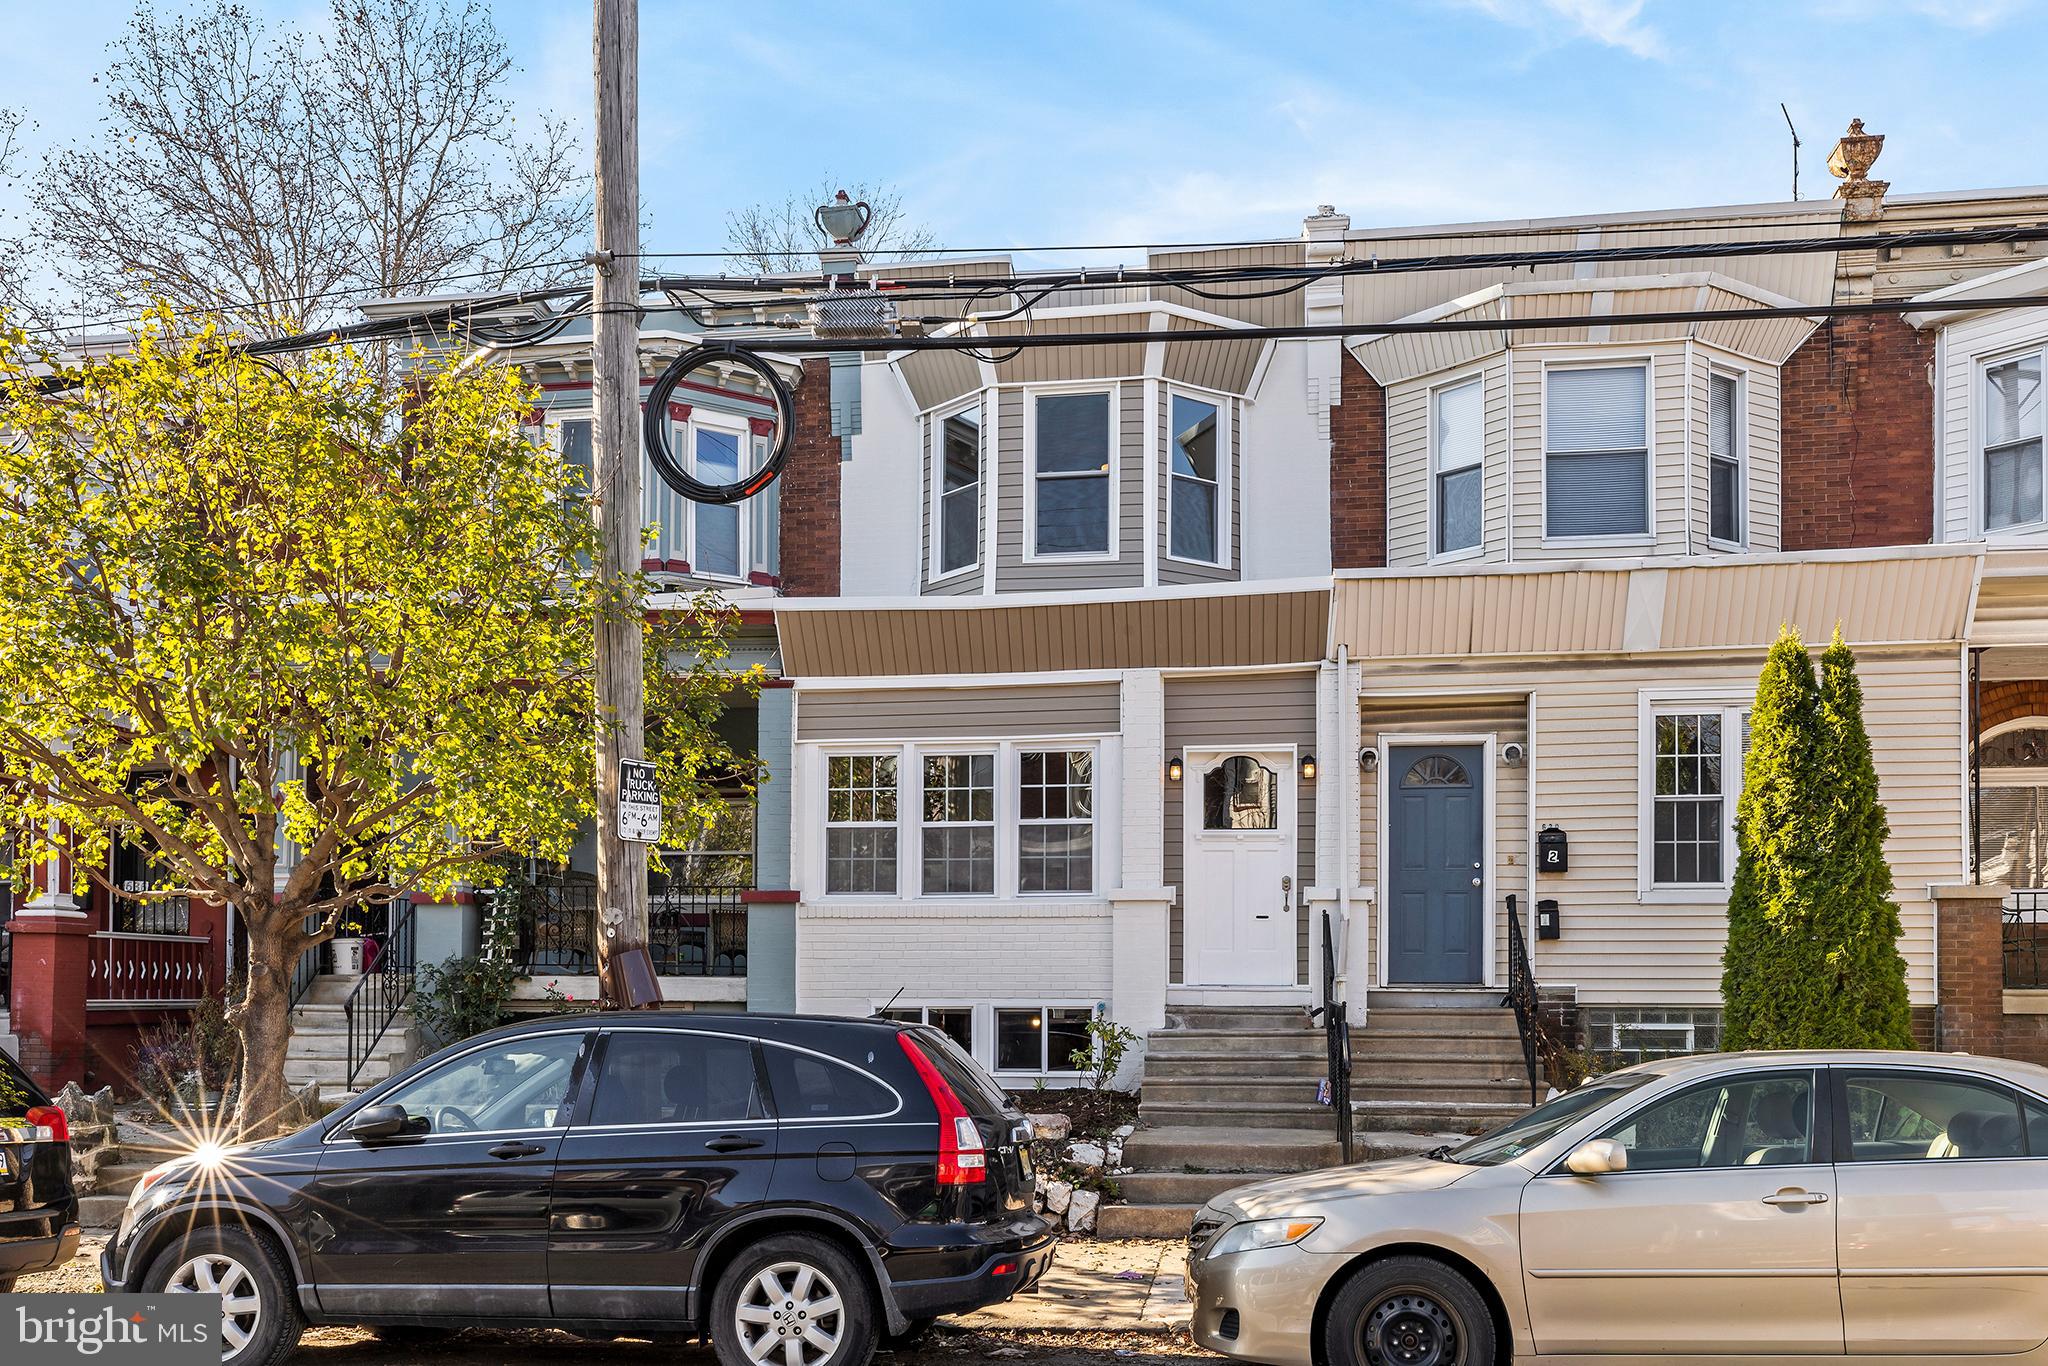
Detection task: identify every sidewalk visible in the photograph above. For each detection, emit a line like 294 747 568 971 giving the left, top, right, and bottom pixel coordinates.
956 1238 1190 1333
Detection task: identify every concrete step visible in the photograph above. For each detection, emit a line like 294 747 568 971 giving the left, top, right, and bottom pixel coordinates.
1147 1030 1322 1056
1355 1079 1532 1106
285 1031 412 1061
1136 1098 1338 1132
1353 1032 1531 1058
1353 1098 1528 1133
284 1055 409 1085
1121 1125 1342 1173
1117 1169 1291 1206
1361 1007 1521 1036
1096 1204 1200 1239
1143 1077 1336 1107
1345 1054 1530 1082
79 1193 128 1229
1143 1053 1330 1081
92 1162 160 1197
1169 1007 1316 1033
300 977 363 1007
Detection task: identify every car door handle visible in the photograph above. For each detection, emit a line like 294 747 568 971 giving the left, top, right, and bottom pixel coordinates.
487 1141 547 1160
1761 1189 1829 1207
705 1134 765 1154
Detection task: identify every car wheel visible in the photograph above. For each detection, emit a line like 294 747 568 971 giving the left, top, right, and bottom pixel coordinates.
142 1226 304 1366
1324 1255 1495 1366
711 1233 877 1366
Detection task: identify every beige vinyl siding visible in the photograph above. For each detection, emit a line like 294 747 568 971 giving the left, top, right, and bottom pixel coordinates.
992 316 1147 386
1351 649 1964 1007
1359 697 1530 988
1386 358 1509 567
1510 345 1690 559
1161 318 1265 394
991 385 1145 593
1159 387 1242 585
921 403 985 596
1151 243 1306 328
796 682 1119 741
1746 364 1783 551
899 349 982 412
1164 671 1319 985
1934 303 2048 542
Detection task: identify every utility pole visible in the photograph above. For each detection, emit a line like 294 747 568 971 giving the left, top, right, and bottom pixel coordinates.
590 0 659 1008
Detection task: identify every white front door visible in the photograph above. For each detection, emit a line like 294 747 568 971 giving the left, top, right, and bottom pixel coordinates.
1184 749 1297 986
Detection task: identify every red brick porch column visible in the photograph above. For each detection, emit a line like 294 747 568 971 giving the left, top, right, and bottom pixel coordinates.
1934 882 2010 1056
6 832 93 1086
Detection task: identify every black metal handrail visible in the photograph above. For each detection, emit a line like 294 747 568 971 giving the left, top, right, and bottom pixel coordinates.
288 910 323 1009
1314 908 1354 1165
1502 895 1556 1106
2006 890 2048 989
343 899 416 1091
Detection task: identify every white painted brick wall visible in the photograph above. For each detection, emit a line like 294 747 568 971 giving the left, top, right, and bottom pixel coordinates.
795 902 1115 1017
1120 671 1165 889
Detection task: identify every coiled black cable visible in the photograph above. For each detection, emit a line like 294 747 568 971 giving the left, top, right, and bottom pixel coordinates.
640 344 794 505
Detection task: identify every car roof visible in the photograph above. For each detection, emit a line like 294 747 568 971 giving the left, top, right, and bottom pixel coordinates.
1620 1048 2048 1089
469 1009 912 1043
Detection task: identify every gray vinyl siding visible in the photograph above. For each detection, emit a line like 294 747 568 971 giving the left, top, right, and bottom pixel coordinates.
1358 697 1530 989
992 385 1146 593
922 401 986 596
1159 387 1242 586
1163 671 1319 985
796 682 1120 741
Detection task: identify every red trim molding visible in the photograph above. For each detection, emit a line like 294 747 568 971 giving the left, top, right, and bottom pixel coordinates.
740 889 801 904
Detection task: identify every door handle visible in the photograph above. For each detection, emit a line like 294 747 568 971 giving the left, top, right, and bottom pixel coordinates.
1470 877 1483 887
705 1134 765 1154
487 1141 546 1160
1761 1189 1829 1207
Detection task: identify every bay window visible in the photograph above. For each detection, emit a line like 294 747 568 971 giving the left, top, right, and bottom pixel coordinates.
937 403 981 576
1433 375 1483 556
1018 750 1095 893
1546 364 1650 539
1031 391 1112 556
1984 351 2045 532
920 753 996 895
1708 370 1743 545
693 423 744 578
1168 392 1221 563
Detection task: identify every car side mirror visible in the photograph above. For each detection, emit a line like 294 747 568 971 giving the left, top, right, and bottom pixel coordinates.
346 1103 411 1142
1565 1139 1628 1175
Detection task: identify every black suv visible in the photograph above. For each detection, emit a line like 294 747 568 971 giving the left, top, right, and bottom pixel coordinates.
0 1047 81 1290
103 1012 1055 1366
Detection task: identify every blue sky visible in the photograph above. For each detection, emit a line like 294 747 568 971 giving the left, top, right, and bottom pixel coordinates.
4 0 2047 273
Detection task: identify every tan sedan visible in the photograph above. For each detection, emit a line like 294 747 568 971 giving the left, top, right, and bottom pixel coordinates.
1189 1049 2048 1366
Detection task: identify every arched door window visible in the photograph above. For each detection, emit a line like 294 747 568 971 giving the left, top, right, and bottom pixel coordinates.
1980 725 2048 889
1203 756 1277 831
1401 754 1471 788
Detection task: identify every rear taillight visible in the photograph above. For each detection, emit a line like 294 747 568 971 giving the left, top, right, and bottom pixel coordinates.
25 1106 68 1143
898 1035 986 1185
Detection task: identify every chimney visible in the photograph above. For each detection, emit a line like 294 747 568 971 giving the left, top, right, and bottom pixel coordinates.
1827 119 1888 221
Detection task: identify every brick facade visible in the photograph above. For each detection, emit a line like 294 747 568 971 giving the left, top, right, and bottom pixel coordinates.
1330 352 1387 569
1936 885 2009 1056
776 358 841 597
1781 315 1935 550
1978 679 2048 735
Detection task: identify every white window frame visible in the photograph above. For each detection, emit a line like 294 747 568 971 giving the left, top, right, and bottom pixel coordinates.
1023 383 1120 564
822 752 902 897
917 748 1000 899
809 740 1104 902
1429 372 1487 562
1978 344 2048 538
1706 366 1747 550
1164 385 1231 568
928 396 985 584
547 409 595 500
688 409 753 582
868 999 1099 1081
1016 746 1100 896
1637 692 1750 900
1541 358 1656 546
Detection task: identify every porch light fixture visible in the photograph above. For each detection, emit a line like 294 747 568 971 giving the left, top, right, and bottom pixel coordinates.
1300 754 1318 781
1166 756 1184 783
1358 748 1378 773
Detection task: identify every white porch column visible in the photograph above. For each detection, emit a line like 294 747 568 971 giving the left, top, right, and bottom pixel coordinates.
1110 670 1171 1055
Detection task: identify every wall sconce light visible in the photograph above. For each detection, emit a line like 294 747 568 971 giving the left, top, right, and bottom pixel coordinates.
1358 747 1378 773
1166 756 1184 783
1501 742 1527 768
1300 754 1318 781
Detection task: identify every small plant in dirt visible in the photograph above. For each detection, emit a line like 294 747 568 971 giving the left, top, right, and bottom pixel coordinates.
132 978 244 1112
412 903 524 1047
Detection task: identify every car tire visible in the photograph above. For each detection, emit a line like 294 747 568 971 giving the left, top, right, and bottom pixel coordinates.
711 1233 878 1366
1323 1254 1495 1366
0 1276 15 1293
140 1225 305 1366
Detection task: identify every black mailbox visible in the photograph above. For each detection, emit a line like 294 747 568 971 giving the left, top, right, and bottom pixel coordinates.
1536 898 1562 940
1537 825 1569 873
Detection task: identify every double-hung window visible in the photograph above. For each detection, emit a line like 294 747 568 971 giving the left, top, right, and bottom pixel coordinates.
1708 370 1744 545
1018 750 1095 893
1546 364 1650 539
825 755 898 895
1433 376 1484 556
1168 392 1222 563
693 422 745 578
1984 351 2045 532
920 754 996 895
937 403 981 576
556 415 594 496
1032 391 1112 556
1642 701 1750 891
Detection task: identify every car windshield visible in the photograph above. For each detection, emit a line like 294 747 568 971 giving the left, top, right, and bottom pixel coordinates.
1444 1075 1655 1166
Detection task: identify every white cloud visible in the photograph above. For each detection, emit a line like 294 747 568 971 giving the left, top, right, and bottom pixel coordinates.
1455 0 1669 59
1810 0 2034 27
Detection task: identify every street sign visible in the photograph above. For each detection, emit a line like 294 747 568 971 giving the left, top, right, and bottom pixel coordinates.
619 759 662 843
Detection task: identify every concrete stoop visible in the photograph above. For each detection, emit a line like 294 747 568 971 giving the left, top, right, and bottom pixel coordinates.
283 980 415 1104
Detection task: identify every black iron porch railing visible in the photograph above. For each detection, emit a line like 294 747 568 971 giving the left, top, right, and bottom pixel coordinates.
2006 890 2048 989
111 894 192 936
288 911 324 1009
501 879 747 978
344 899 416 1090
1312 907 1354 1165
1502 895 1559 1107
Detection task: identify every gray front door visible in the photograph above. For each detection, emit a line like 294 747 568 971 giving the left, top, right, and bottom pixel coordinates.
1387 745 1486 985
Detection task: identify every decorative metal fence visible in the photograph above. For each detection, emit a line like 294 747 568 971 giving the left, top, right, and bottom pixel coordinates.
500 878 748 978
2006 890 2048 989
111 895 192 936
